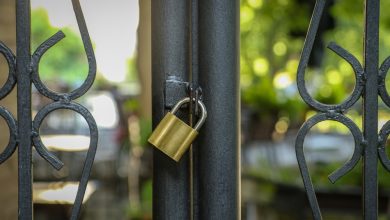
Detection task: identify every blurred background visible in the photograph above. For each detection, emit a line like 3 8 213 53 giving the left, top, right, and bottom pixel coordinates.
1 0 390 219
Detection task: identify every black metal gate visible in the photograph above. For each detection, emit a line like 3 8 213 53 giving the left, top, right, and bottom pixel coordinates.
296 0 387 219
3 0 390 219
0 0 98 219
152 0 240 219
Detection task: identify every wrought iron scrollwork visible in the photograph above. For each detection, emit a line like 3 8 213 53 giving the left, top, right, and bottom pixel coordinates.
295 0 367 219
32 102 98 220
0 0 97 219
379 57 390 107
297 0 390 218
378 121 390 171
31 0 96 101
0 107 18 164
377 57 390 172
0 41 17 164
295 113 363 219
0 42 16 99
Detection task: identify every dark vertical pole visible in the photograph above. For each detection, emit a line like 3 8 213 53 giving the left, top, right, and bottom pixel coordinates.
189 0 199 219
198 0 240 219
363 0 379 219
16 0 32 219
152 0 190 219
190 0 199 85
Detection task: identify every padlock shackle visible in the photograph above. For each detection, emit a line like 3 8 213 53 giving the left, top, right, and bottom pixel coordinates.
171 97 207 131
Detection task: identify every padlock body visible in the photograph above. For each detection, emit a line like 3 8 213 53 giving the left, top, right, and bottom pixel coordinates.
148 112 198 161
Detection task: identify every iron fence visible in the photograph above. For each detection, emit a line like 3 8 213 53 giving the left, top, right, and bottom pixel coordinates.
5 0 389 219
296 0 386 219
0 0 98 219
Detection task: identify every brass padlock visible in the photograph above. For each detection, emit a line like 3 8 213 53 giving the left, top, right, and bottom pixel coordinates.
148 97 207 162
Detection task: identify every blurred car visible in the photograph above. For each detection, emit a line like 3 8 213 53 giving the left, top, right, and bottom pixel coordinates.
33 90 128 181
243 132 355 168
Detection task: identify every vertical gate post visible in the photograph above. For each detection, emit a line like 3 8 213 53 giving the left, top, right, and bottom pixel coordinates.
197 0 240 219
16 0 33 218
151 0 191 219
363 0 379 218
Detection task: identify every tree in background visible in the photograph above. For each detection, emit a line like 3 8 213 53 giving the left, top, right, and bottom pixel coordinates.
241 0 312 140
31 8 88 91
241 0 390 141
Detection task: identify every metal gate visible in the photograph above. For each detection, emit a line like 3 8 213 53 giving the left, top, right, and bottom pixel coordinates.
0 0 98 219
296 0 386 219
152 0 389 219
152 0 240 219
2 0 389 219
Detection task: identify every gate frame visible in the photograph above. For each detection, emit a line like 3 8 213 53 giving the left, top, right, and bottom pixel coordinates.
151 0 240 219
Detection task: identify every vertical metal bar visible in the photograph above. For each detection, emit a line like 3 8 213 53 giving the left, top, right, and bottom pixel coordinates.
151 0 190 219
189 0 199 219
198 0 240 219
16 0 32 219
190 0 199 85
363 0 379 218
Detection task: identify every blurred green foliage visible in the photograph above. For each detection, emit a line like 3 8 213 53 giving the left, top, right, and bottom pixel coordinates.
240 0 390 132
127 179 152 220
31 9 88 89
241 0 309 125
241 0 390 195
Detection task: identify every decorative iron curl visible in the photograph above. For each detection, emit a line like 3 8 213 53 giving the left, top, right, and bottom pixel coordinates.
378 58 390 171
31 0 96 102
28 0 98 219
0 41 17 164
0 107 18 164
295 113 363 219
0 42 16 99
379 56 390 107
378 121 390 171
295 0 365 219
297 3 364 112
32 101 98 220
